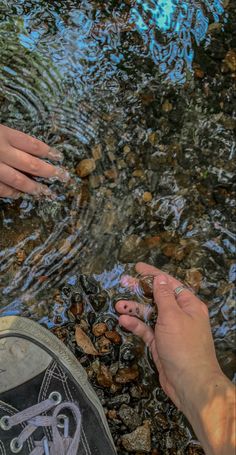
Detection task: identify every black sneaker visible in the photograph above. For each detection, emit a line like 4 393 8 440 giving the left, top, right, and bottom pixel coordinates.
0 316 117 454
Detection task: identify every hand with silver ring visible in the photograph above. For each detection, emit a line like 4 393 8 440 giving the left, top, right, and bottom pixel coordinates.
116 262 236 455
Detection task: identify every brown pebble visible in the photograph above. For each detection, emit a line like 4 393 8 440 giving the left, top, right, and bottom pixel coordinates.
105 331 122 345
185 268 203 293
224 49 236 72
123 145 131 154
97 364 113 388
96 336 112 354
162 100 173 112
104 168 118 180
142 192 152 203
115 366 139 384
70 302 84 317
107 410 118 420
16 249 26 264
132 169 145 178
76 159 96 178
92 144 102 160
140 277 154 299
92 322 108 337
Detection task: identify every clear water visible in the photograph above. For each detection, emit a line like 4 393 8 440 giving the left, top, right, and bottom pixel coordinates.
0 1 235 453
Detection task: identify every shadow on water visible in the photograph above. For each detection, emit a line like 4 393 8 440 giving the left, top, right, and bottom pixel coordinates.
0 0 235 453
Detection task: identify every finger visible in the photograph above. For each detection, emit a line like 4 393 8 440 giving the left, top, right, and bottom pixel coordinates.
0 162 53 196
115 300 154 320
119 315 154 348
153 274 181 315
136 262 182 289
1 146 69 181
136 262 203 311
3 125 63 160
0 182 21 199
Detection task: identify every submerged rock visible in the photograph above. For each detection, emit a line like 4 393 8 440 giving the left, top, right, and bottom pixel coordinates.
76 159 96 177
118 404 142 431
121 421 151 452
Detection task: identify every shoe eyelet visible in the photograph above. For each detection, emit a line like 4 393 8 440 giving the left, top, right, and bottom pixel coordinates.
57 414 67 428
10 438 23 453
0 416 11 430
49 391 62 405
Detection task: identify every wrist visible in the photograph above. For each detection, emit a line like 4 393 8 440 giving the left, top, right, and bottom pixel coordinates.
182 371 235 455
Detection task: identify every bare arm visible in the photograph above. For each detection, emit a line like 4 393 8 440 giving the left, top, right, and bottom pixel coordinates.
116 262 236 455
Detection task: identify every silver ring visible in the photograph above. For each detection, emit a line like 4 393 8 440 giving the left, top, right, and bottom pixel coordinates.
174 286 186 296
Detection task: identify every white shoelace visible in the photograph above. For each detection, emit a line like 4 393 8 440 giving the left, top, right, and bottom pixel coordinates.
0 392 81 455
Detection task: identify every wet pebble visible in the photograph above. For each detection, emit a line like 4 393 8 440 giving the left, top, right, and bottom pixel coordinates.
97 364 113 388
105 330 122 345
108 393 130 408
92 322 108 337
115 366 139 384
76 159 96 178
96 336 112 354
224 49 236 72
143 192 153 203
121 421 151 453
118 404 142 431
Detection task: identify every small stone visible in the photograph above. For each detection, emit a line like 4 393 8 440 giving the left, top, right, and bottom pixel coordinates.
162 100 173 112
16 249 26 264
123 145 131 155
148 132 159 146
70 302 84 316
108 151 116 162
194 66 205 79
105 331 122 345
142 192 153 203
121 421 151 453
185 268 203 292
104 168 118 180
115 366 139 384
76 159 96 178
92 144 102 160
143 236 161 249
140 276 154 299
132 169 145 178
96 336 112 354
97 364 113 388
224 50 236 72
107 410 118 420
109 393 130 407
118 404 142 430
92 322 108 337
89 175 104 189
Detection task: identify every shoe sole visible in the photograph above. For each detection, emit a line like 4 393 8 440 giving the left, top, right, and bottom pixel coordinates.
0 315 116 453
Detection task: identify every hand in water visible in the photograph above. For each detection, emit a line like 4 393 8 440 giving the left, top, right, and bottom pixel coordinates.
116 262 235 455
116 262 221 409
0 124 69 199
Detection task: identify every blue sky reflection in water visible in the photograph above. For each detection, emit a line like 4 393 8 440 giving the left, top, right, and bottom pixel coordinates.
130 0 227 83
17 0 228 85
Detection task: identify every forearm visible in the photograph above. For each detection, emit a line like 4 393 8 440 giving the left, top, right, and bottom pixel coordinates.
183 373 236 455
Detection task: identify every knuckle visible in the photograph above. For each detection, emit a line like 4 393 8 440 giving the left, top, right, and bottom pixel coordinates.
14 173 25 188
28 158 39 174
158 287 173 298
30 137 40 152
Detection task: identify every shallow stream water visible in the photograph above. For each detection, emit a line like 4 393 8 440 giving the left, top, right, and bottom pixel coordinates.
0 1 235 453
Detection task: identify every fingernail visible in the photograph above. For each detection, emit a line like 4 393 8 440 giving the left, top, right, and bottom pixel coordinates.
156 274 167 285
55 167 70 182
48 147 64 161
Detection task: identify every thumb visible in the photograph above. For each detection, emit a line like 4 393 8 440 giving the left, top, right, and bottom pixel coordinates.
153 274 180 316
